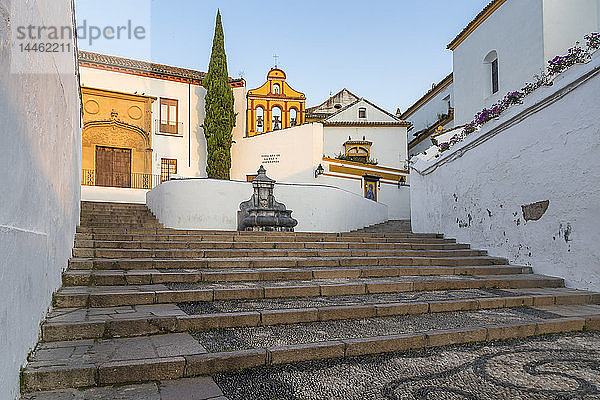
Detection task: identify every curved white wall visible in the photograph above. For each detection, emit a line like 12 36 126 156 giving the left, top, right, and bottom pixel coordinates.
147 179 388 232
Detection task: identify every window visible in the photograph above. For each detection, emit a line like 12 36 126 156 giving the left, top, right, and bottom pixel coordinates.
272 106 282 130
160 98 178 134
246 174 258 182
160 158 177 182
256 106 264 133
273 83 280 94
343 139 372 163
358 107 367 119
290 108 298 126
484 51 499 95
491 59 499 94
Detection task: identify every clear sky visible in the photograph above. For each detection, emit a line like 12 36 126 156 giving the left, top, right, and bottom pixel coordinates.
75 0 491 113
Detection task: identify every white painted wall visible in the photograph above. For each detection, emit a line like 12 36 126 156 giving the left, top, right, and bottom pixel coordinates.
79 66 246 179
453 0 600 126
231 123 323 183
453 0 545 125
231 123 410 220
542 0 600 63
411 54 600 291
406 82 454 135
0 1 81 398
323 125 407 169
147 179 388 232
81 186 148 204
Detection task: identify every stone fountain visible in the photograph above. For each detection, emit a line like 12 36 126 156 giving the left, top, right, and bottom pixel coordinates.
238 166 298 232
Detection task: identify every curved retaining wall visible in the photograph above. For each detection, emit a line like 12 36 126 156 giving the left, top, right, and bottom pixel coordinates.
147 179 388 232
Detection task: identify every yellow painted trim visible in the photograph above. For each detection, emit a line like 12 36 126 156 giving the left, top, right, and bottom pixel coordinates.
447 0 508 50
323 157 409 174
328 164 407 182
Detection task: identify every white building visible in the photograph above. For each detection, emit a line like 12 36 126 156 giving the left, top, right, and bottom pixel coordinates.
400 73 454 157
450 0 600 125
78 51 246 203
232 93 412 220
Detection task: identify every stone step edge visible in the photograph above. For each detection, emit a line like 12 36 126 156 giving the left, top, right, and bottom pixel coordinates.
74 227 443 238
72 248 487 258
22 315 600 393
67 256 509 270
53 275 564 308
42 292 599 342
62 266 533 286
73 241 470 250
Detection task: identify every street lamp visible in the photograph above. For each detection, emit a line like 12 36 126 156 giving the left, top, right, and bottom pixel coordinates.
314 164 324 178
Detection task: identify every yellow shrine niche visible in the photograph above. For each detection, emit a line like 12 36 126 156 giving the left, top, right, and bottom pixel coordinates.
81 87 156 188
246 68 306 137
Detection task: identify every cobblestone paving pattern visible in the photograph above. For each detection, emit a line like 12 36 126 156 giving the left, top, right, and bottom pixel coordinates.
179 289 521 314
215 331 600 400
193 308 559 352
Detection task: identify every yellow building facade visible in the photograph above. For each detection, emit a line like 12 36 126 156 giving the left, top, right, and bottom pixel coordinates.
81 87 156 188
246 68 305 137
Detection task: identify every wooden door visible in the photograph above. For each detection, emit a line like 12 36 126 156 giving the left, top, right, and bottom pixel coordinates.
95 146 131 188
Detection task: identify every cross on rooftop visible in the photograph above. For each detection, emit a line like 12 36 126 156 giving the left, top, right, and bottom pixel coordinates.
273 54 279 68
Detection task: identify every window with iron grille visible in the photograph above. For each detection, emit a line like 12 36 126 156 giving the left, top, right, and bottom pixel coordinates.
161 158 177 182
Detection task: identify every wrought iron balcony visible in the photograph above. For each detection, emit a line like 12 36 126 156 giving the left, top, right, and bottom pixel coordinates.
154 120 185 136
82 169 161 190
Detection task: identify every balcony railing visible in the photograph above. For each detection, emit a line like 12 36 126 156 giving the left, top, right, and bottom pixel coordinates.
154 119 185 136
82 169 161 189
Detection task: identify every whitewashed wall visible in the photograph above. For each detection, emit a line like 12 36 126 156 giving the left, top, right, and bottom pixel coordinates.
453 0 545 125
411 53 600 291
0 1 81 398
147 179 388 232
323 125 407 169
231 123 323 183
231 123 410 220
81 186 148 204
542 0 600 63
453 0 600 126
79 66 246 179
405 82 454 136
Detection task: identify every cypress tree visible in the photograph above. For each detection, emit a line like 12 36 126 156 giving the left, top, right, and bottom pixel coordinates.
203 10 236 179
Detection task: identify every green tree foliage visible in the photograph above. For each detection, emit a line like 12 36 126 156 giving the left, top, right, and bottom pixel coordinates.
203 10 236 179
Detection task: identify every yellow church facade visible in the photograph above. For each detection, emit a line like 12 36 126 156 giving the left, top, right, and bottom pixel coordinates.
246 68 306 137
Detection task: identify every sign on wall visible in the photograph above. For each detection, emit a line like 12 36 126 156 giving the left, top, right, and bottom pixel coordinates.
261 154 280 164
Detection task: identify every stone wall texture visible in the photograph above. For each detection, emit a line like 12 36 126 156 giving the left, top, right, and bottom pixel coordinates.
0 1 81 398
411 52 600 292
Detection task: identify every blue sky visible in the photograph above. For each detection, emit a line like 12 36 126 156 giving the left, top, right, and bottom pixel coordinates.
75 0 491 113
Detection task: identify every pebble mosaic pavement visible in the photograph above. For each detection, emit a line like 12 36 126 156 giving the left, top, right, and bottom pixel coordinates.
215 331 600 400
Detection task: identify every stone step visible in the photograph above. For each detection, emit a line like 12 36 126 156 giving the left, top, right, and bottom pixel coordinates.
75 227 443 239
354 220 412 233
74 233 457 244
74 239 470 250
21 305 600 392
67 255 508 270
71 247 488 259
63 265 532 286
40 288 599 342
53 274 564 308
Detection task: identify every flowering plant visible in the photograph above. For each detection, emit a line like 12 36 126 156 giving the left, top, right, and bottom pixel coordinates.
503 91 524 106
547 44 589 75
586 33 600 51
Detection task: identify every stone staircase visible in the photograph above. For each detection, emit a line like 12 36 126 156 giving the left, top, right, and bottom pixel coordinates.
354 219 412 233
20 202 600 397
